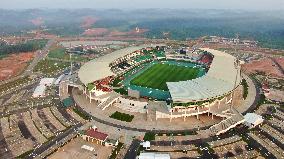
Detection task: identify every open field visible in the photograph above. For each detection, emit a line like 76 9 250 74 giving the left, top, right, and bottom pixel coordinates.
34 59 69 75
0 52 35 80
130 63 200 91
242 57 284 78
47 46 90 62
47 47 66 59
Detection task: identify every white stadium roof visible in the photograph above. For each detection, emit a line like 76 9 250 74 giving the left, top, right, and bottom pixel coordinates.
78 46 240 102
167 48 241 102
78 45 156 85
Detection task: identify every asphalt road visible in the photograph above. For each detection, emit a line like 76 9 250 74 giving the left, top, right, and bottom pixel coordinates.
0 125 13 159
23 39 56 77
27 123 83 159
242 75 262 115
123 139 140 159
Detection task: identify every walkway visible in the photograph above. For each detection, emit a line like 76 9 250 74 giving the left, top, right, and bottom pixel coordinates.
237 73 261 115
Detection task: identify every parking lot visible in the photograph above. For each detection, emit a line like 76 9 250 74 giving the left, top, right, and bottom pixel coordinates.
48 137 112 159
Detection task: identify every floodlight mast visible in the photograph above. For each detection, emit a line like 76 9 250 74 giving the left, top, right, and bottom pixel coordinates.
70 53 72 75
69 42 73 75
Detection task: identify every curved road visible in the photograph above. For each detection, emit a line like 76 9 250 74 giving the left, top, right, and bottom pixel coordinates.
242 74 262 115
72 73 261 133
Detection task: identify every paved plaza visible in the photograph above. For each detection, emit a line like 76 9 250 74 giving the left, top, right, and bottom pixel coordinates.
72 88 223 132
48 137 112 159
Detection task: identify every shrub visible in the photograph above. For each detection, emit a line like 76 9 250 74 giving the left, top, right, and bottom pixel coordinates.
73 108 91 120
143 132 155 141
241 79 249 99
110 111 134 122
109 142 123 159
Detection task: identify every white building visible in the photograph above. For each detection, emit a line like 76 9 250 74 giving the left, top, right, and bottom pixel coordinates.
244 113 264 128
141 141 150 150
32 85 47 98
138 153 170 159
33 78 55 98
39 78 55 86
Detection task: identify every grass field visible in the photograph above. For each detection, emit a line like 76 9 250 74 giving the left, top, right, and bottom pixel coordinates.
34 59 69 75
48 47 89 62
130 63 200 91
48 47 66 59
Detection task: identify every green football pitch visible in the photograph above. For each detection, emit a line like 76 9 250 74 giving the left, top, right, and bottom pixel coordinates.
130 63 200 91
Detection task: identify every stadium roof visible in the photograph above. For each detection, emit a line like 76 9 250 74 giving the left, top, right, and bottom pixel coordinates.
167 48 241 102
78 45 156 85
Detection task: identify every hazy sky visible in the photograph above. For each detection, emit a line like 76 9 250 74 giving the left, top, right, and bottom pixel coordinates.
1 0 284 10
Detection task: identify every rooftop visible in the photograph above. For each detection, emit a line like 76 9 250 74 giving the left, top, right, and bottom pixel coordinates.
167 48 241 102
62 97 74 107
78 45 153 85
85 129 108 141
244 113 264 125
138 153 170 159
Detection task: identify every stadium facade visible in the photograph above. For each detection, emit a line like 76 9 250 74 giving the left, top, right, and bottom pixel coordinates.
76 45 245 135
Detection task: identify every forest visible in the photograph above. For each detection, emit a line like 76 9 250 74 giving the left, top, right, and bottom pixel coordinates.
0 9 283 49
0 39 47 58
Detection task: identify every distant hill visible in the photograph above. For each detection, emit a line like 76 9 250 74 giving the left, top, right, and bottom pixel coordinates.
0 9 283 49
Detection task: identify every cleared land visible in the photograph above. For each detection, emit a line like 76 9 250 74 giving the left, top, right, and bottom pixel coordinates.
0 52 35 80
130 63 200 90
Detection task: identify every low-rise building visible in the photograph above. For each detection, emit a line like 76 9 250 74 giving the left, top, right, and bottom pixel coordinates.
33 77 55 98
141 141 151 150
32 85 47 98
138 152 171 159
39 78 55 86
244 113 264 128
78 125 118 147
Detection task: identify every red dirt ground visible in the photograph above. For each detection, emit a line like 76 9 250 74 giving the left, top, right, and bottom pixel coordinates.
274 57 284 70
81 16 98 29
0 52 35 81
30 17 45 26
242 58 284 78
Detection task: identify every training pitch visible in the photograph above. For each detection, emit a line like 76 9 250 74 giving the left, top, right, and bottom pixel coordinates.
130 63 200 91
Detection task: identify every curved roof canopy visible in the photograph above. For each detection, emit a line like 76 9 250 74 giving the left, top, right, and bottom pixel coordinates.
167 48 241 102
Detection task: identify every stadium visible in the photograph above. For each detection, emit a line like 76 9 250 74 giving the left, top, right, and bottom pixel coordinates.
77 45 244 134
78 45 240 102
